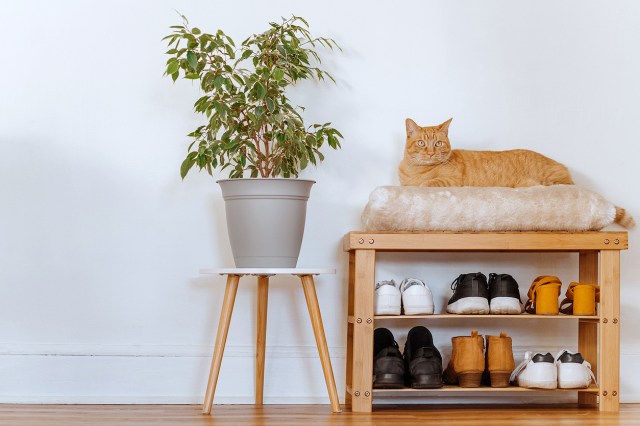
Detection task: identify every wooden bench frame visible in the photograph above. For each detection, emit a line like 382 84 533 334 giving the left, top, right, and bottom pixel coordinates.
343 231 627 412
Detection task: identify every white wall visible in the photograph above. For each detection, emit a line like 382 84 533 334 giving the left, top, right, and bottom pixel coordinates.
1 0 639 404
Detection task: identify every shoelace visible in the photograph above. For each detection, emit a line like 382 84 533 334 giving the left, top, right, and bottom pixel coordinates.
375 279 397 291
450 273 486 292
400 278 425 293
555 350 597 385
509 350 597 385
450 274 465 292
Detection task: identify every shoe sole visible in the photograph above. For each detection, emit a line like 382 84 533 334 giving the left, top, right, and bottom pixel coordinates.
490 297 522 315
458 371 483 387
490 371 512 387
374 294 401 315
446 297 490 314
403 303 435 315
411 374 444 389
373 373 404 389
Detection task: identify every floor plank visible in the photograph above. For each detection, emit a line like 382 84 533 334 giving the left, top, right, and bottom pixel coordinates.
1 404 639 426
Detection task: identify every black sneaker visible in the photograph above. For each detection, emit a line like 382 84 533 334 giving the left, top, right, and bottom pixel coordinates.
446 273 490 314
373 328 405 389
488 273 523 314
403 326 444 388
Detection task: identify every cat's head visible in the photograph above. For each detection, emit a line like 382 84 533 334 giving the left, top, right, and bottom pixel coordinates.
404 118 453 165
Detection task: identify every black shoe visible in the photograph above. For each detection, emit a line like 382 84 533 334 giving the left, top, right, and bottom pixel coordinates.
446 273 490 314
373 328 405 389
488 273 523 314
403 326 444 389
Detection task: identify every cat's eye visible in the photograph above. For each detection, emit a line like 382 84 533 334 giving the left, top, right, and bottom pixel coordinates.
435 141 443 147
417 140 425 147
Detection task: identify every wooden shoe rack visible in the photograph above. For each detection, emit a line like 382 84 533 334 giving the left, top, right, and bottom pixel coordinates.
343 231 628 412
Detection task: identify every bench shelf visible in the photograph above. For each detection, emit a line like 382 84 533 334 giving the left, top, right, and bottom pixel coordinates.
343 231 627 412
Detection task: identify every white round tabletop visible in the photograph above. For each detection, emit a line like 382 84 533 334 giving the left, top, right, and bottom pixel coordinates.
200 268 336 275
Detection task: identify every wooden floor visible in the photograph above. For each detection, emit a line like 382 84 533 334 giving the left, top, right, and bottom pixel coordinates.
1 404 640 426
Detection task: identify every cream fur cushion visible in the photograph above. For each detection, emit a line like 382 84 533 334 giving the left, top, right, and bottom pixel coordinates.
362 185 616 232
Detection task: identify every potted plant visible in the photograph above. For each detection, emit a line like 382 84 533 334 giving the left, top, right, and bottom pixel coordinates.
163 15 343 267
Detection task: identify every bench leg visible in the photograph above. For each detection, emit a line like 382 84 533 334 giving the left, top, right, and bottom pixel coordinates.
255 276 269 405
299 274 342 413
203 274 240 414
599 250 620 412
578 251 598 407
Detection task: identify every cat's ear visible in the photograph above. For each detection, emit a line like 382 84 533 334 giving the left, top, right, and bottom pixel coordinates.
406 118 419 137
438 118 453 134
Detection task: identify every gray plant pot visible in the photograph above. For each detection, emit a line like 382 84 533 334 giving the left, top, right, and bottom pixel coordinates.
217 178 315 268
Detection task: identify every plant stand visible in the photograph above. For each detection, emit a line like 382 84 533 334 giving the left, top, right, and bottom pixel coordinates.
342 231 627 413
199 268 341 414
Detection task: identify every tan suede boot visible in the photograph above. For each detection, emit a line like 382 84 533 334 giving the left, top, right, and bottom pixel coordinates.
443 330 485 387
485 332 515 387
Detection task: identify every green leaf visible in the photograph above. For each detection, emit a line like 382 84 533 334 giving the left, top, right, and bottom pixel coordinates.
166 61 179 75
214 75 224 90
255 82 266 99
180 153 197 179
225 44 235 59
232 74 244 85
273 68 284 81
266 97 275 112
185 73 199 79
187 51 197 70
192 27 201 35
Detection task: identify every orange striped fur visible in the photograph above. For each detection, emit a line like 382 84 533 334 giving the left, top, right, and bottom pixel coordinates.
398 118 574 188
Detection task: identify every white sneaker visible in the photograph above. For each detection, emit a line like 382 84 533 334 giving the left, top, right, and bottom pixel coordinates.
374 280 401 315
510 351 557 389
399 278 434 315
556 350 596 389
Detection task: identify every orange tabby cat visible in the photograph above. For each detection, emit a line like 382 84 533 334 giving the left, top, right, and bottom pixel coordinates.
398 118 574 187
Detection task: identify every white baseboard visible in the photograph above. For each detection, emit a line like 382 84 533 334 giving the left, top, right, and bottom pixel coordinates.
1 342 638 404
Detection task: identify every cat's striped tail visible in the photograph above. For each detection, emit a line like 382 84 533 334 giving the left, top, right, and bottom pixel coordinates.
615 207 635 229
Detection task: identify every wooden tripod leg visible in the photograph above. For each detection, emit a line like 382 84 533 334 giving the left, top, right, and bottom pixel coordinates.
203 274 240 415
300 275 342 413
255 276 269 405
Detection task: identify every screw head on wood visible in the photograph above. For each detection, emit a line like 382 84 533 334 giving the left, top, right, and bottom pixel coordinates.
603 318 608 323
354 391 360 397
613 391 618 396
614 239 620 245
604 239 610 244
603 391 608 396
613 318 618 324
364 391 370 397
358 238 364 244
356 318 362 323
368 239 374 244
366 318 372 324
